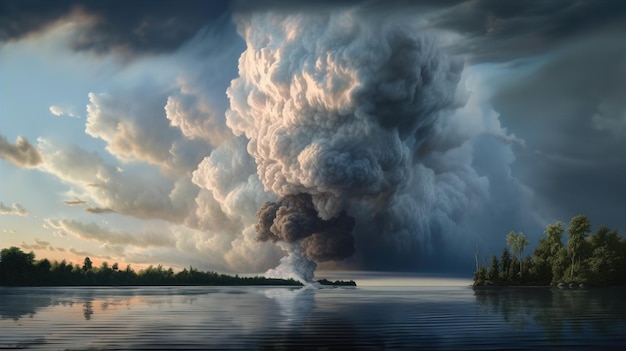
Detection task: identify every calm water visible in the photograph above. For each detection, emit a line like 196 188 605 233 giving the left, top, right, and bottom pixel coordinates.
1 283 625 350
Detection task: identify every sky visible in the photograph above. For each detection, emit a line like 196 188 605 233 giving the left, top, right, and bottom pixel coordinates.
1 0 625 280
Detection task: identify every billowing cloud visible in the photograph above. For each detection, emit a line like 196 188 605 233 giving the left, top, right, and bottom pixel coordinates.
85 91 210 175
217 10 540 280
82 21 242 176
3 2 623 278
38 139 198 223
191 136 271 227
165 93 226 145
164 17 245 146
0 202 29 216
0 135 43 168
228 12 462 215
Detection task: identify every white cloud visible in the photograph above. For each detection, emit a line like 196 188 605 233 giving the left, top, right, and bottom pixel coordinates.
44 218 176 248
49 105 64 116
165 92 226 146
38 139 198 223
49 105 80 118
85 90 210 176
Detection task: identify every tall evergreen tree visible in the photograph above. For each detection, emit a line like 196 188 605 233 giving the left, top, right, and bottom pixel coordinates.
500 248 512 283
488 255 499 282
82 257 93 271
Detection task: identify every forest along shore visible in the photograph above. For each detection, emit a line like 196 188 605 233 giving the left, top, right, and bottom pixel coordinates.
0 247 302 287
473 214 626 287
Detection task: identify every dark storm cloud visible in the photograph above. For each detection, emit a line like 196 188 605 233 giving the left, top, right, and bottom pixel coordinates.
409 1 626 238
6 0 622 276
429 0 626 62
231 0 461 12
0 0 230 55
233 1 626 62
491 33 626 231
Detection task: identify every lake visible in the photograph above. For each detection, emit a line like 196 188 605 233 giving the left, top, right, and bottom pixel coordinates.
1 278 625 350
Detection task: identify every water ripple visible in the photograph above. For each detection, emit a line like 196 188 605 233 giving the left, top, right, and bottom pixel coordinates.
1 286 625 350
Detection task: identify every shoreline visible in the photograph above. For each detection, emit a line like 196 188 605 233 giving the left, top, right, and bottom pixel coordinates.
472 284 626 289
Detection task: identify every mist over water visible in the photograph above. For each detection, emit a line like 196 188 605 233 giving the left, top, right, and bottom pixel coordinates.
2 285 625 350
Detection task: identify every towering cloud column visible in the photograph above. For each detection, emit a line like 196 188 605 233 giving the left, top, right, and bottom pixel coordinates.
227 11 464 281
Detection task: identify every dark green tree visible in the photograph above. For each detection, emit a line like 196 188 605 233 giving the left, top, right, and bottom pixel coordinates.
506 231 529 278
533 221 565 284
82 257 93 271
487 255 499 283
587 226 622 285
566 215 591 282
96 261 114 285
34 258 52 284
500 248 512 283
473 266 487 285
474 214 626 287
0 247 36 285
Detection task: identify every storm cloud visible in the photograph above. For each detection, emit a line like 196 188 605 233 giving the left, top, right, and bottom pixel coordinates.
2 1 623 278
219 10 538 279
0 0 230 56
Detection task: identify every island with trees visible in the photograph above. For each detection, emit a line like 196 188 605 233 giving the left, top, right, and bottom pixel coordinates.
473 214 626 287
317 278 357 287
0 247 302 287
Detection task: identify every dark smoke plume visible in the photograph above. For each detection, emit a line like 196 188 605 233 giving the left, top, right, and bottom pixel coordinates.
255 194 355 262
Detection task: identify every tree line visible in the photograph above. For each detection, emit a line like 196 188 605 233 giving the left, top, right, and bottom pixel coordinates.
474 214 626 286
0 247 302 287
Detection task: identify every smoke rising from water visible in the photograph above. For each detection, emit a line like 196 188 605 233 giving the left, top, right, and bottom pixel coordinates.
226 11 482 281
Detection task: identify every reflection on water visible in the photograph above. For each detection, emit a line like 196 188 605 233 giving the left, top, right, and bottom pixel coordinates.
83 298 93 320
1 285 625 350
474 287 626 344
